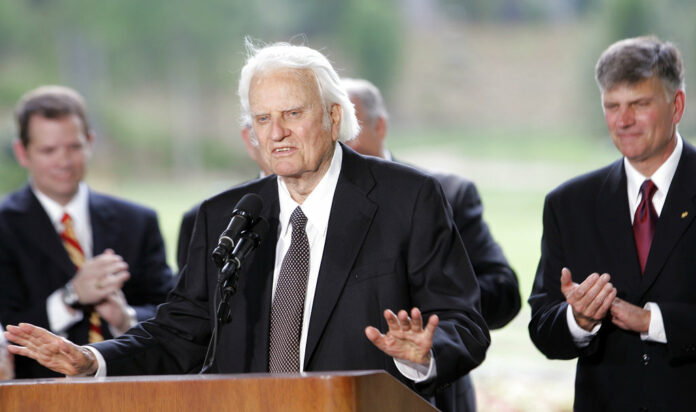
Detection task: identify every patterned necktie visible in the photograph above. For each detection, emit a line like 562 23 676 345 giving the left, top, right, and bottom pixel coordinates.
60 213 103 343
268 207 310 373
633 180 658 274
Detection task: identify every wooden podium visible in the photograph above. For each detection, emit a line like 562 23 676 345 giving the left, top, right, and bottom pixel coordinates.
0 370 437 412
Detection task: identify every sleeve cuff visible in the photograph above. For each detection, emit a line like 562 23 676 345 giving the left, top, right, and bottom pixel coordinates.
79 345 108 377
47 289 83 335
566 304 600 347
393 350 437 383
641 302 667 343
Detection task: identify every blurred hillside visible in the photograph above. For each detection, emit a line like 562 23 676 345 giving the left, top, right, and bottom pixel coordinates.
2 0 696 192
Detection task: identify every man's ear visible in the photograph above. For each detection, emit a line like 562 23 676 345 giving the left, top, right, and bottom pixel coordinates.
84 131 95 158
672 89 686 125
330 104 342 142
12 139 29 169
375 116 387 140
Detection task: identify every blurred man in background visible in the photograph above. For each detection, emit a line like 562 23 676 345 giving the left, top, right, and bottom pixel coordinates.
529 36 696 410
0 85 174 378
343 77 520 412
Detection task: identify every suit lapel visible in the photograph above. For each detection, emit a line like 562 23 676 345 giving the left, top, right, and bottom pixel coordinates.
11 186 76 280
88 191 120 255
304 145 377 369
639 142 696 298
595 161 642 299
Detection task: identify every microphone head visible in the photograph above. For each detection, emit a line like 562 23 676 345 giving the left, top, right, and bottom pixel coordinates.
234 193 263 217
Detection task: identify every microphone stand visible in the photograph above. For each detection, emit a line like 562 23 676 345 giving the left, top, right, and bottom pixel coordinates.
200 227 265 374
199 257 239 374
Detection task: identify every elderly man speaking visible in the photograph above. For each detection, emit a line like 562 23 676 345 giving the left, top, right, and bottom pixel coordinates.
5 40 489 398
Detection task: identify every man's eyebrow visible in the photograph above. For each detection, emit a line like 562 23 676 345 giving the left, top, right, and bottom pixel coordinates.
251 105 308 116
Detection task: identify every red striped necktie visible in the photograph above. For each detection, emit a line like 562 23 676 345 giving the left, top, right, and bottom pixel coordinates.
61 212 103 343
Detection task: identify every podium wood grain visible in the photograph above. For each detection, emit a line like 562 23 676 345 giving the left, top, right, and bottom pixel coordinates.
0 370 438 411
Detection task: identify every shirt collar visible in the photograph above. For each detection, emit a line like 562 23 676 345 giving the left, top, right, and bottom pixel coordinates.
277 143 342 238
32 182 90 231
624 133 682 203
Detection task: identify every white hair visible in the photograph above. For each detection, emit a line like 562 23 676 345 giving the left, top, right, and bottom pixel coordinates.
238 39 359 143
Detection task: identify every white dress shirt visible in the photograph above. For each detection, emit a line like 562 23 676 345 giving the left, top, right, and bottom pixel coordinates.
272 143 342 370
568 135 682 346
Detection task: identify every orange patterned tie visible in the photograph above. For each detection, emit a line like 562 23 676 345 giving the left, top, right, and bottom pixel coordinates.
60 212 103 343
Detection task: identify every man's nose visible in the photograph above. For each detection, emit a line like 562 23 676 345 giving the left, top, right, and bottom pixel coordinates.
270 117 290 141
617 107 635 127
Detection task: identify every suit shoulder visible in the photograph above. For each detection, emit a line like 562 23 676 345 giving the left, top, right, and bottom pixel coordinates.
364 155 439 189
0 187 28 214
547 160 621 202
430 171 473 190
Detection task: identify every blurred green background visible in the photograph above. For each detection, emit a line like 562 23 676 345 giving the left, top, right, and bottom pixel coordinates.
2 0 696 410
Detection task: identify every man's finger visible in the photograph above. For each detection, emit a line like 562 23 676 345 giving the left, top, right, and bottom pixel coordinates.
384 309 399 330
595 288 617 318
397 310 412 331
100 271 131 292
411 307 423 330
576 274 610 311
583 281 614 318
575 273 600 297
6 344 38 360
364 326 384 345
560 267 573 288
424 314 439 336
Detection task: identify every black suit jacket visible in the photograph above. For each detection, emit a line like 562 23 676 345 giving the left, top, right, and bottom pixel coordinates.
0 185 174 378
432 172 520 330
528 141 696 411
174 165 517 412
430 173 520 412
94 144 490 395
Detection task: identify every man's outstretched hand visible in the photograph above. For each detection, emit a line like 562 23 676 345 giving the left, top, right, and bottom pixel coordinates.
365 307 438 366
4 323 97 376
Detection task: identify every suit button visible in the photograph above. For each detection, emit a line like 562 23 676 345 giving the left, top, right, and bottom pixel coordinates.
642 354 650 365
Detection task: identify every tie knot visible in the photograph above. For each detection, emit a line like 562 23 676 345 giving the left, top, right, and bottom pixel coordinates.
640 179 658 201
61 212 72 225
290 207 307 231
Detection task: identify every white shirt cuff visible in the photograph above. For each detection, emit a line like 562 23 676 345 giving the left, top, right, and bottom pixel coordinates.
394 350 437 383
641 302 667 343
566 304 601 347
47 289 83 335
80 345 107 377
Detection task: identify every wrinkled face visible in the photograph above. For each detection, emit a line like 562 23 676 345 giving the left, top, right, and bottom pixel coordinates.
14 114 91 205
249 68 340 183
345 97 383 158
602 75 684 175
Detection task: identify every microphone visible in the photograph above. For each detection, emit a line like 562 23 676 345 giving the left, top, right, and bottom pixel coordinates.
219 217 269 282
211 193 263 268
